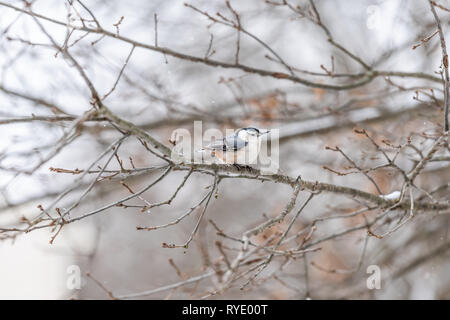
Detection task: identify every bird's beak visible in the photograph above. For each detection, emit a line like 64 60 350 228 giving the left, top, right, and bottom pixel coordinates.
260 130 270 136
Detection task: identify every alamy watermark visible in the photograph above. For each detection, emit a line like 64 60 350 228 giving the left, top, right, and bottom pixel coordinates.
66 264 82 290
366 265 381 290
366 5 381 30
169 121 280 175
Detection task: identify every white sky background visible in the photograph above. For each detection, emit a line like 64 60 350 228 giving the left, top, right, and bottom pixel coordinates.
0 0 448 299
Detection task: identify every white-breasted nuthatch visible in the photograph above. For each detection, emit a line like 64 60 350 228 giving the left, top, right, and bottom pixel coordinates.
199 127 270 165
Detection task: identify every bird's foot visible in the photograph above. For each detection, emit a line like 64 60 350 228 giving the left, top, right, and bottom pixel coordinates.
232 164 252 171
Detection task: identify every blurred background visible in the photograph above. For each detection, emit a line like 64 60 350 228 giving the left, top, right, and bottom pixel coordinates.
0 0 449 299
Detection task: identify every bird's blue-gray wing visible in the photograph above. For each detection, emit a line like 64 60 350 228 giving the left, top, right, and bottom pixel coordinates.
205 135 247 151
223 135 248 151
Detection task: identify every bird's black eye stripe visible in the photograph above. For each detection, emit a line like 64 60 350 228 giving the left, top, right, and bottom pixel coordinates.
243 127 260 134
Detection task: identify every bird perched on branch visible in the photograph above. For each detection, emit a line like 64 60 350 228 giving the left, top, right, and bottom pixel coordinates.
200 127 270 166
